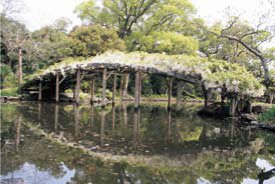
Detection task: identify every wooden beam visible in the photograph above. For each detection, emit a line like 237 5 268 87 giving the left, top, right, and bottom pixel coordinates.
112 74 117 105
135 71 140 109
38 81 42 101
75 69 81 104
90 77 95 104
167 77 173 110
102 68 107 107
59 75 67 85
55 73 59 102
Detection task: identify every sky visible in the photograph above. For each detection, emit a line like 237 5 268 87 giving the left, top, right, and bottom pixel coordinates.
3 0 274 47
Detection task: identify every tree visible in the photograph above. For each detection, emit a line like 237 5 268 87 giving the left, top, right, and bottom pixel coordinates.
69 24 125 57
126 31 198 54
74 0 195 38
1 15 29 85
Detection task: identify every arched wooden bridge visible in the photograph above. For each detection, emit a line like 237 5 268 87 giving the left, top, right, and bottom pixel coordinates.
21 51 264 110
22 51 206 108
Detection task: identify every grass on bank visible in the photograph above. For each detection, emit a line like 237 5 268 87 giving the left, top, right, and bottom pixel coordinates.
0 87 19 97
257 106 275 123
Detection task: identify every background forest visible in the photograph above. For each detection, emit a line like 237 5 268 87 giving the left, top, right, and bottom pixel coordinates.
1 0 275 102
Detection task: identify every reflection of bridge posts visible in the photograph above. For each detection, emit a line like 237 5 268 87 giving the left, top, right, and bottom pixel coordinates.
100 111 106 147
123 104 128 134
166 109 171 143
15 115 21 153
102 68 107 108
167 78 173 110
112 74 117 105
112 105 115 136
90 106 94 127
90 77 95 104
54 104 59 132
38 102 42 122
38 81 42 101
133 110 138 148
133 108 141 147
74 104 80 140
55 73 60 102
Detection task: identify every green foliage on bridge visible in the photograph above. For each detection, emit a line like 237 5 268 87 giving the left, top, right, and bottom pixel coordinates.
23 51 264 97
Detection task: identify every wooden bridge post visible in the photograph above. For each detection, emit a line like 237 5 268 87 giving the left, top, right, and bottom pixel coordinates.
38 81 42 101
90 77 95 104
102 68 107 108
55 73 59 102
112 74 117 105
75 69 81 104
167 77 173 110
135 71 140 109
176 81 183 109
138 73 142 106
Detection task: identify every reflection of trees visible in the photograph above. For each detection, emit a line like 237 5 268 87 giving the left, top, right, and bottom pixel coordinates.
3 102 275 184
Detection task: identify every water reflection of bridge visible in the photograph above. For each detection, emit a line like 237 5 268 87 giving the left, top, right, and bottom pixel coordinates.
19 102 259 155
4 102 268 184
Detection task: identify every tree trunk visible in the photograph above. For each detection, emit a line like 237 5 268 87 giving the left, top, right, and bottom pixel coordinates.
18 46 23 86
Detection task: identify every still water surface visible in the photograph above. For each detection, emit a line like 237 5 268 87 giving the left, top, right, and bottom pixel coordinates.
1 102 275 184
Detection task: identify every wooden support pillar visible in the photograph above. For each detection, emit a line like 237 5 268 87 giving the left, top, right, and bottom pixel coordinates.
138 73 142 106
119 75 124 100
112 74 117 105
90 78 95 104
230 96 238 117
38 81 42 101
176 81 182 104
202 84 208 108
55 73 59 102
135 71 140 109
123 73 130 97
102 68 107 107
167 78 173 110
75 69 81 104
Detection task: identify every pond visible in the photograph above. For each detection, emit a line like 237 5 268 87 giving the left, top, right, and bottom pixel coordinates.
1 102 275 184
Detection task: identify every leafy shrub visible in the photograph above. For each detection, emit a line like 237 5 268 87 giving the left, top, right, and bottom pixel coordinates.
0 87 19 96
257 107 275 123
